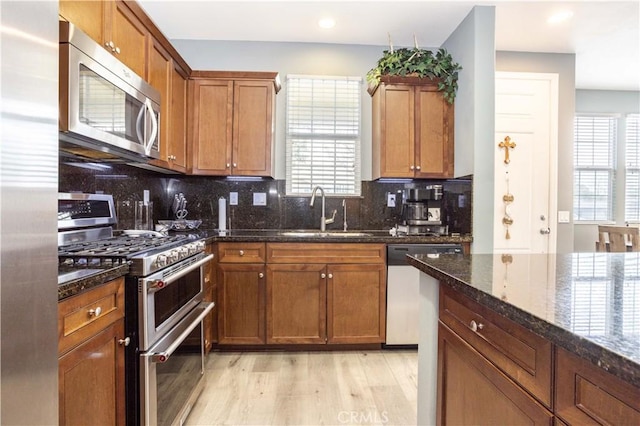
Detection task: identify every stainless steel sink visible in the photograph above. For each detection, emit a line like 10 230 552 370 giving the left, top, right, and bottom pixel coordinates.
280 231 373 238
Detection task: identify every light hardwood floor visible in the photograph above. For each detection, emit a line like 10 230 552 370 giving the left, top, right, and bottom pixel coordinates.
186 350 418 426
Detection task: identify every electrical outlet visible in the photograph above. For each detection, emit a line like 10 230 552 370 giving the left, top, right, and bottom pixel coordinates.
253 192 267 206
229 192 238 206
387 193 396 207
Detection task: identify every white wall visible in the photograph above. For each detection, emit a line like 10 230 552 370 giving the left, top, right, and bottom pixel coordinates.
443 5 496 253
573 89 640 251
496 51 576 253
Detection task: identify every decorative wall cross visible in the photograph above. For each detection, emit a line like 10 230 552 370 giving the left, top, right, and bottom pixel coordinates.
498 136 516 164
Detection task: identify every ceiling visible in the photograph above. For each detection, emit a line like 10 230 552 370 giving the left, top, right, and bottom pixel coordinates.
138 1 640 91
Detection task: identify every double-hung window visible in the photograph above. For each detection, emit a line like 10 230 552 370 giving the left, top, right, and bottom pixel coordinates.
625 113 640 222
573 115 617 221
286 75 361 196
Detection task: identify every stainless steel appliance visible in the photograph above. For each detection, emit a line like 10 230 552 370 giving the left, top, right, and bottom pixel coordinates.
1 2 59 424
57 193 213 426
397 186 448 236
59 21 161 163
385 244 462 346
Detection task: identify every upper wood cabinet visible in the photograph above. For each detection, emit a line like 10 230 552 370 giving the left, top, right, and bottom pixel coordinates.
147 38 188 173
189 71 281 177
59 0 148 78
371 77 454 179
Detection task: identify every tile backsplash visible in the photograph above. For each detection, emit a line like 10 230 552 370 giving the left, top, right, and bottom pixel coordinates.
59 161 472 234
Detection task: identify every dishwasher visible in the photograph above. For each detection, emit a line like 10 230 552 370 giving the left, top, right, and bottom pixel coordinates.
385 244 463 347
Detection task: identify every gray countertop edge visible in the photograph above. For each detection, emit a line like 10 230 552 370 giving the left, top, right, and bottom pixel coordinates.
58 264 129 301
406 255 640 388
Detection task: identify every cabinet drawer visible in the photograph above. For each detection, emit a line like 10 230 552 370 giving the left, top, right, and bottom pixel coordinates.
439 286 552 408
218 242 266 263
58 277 125 355
267 243 385 264
555 347 640 425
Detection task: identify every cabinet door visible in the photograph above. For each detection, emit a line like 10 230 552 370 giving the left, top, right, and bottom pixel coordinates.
111 1 148 78
169 63 188 172
415 85 454 178
232 80 275 176
59 318 126 426
59 0 107 46
373 84 415 178
147 38 172 169
437 323 553 425
555 347 640 425
327 264 386 344
266 264 327 344
217 263 266 344
190 79 233 175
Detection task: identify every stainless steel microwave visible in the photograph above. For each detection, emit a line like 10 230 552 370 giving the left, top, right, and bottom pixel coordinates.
59 21 161 163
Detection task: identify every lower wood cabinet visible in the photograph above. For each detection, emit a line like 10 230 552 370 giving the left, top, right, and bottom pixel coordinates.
58 277 126 426
266 243 386 345
555 347 640 425
437 322 553 425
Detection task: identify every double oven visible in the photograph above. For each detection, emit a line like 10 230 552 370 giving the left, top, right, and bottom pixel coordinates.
58 193 213 425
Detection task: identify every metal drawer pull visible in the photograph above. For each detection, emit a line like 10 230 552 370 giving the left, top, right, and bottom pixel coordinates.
258 273 264 278
88 307 102 317
321 273 326 279
328 273 333 279
239 250 244 256
118 337 130 346
470 320 484 332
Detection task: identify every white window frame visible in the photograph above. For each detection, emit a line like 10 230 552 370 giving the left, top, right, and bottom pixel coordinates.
573 114 618 222
625 113 640 223
285 74 362 197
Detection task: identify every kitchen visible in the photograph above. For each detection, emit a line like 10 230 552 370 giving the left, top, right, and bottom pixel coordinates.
1 1 639 425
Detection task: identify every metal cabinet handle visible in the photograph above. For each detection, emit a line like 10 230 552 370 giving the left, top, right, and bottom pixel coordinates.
328 273 333 279
470 320 484 332
239 250 244 256
416 165 421 171
321 273 326 279
258 273 264 279
118 337 130 346
226 163 230 168
114 46 121 54
88 307 102 317
233 163 237 168
410 165 415 170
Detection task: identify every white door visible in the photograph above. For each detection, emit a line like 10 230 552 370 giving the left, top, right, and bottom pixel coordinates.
494 72 559 254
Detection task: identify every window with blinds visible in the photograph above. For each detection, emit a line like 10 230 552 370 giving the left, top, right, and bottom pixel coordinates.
285 75 361 196
573 115 617 221
625 113 640 222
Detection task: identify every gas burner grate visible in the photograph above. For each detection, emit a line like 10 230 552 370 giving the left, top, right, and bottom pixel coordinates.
58 234 189 258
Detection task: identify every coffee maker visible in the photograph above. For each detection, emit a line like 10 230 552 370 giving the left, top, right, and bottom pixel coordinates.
397 185 448 236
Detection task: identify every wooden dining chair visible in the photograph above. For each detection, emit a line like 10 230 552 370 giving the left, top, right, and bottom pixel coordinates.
597 225 640 252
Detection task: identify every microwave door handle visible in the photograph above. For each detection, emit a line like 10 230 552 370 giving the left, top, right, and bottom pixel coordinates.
136 102 146 144
144 98 158 155
149 302 214 363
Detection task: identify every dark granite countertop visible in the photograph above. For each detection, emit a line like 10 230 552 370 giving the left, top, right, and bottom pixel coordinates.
407 252 640 387
58 263 129 301
190 228 473 245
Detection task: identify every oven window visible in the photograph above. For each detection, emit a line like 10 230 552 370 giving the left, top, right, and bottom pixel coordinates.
156 323 204 426
154 267 202 329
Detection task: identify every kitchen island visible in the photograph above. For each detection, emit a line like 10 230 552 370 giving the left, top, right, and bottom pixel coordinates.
408 252 639 425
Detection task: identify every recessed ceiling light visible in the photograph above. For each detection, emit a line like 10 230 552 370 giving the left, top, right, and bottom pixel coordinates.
318 18 335 29
547 10 574 24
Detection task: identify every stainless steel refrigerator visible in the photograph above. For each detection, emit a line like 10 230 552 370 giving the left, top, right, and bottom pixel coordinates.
1 1 59 423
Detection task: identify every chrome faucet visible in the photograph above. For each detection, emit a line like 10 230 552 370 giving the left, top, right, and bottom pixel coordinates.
310 186 336 231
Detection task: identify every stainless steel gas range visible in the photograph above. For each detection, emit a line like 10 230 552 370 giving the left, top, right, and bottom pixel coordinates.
58 193 213 425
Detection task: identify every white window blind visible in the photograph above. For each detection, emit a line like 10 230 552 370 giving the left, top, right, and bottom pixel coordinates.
625 114 640 222
286 75 361 196
570 253 611 336
573 115 617 221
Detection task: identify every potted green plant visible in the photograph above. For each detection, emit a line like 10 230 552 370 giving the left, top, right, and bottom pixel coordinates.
366 46 462 103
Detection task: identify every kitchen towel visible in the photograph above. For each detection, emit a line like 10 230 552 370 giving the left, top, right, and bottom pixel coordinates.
218 197 227 230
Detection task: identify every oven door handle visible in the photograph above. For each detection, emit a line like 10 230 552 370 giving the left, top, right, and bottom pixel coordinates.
146 253 213 294
147 302 214 363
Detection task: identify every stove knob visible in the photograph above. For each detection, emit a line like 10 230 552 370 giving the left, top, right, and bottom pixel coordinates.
179 247 189 259
196 241 205 251
155 254 167 268
169 250 180 263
